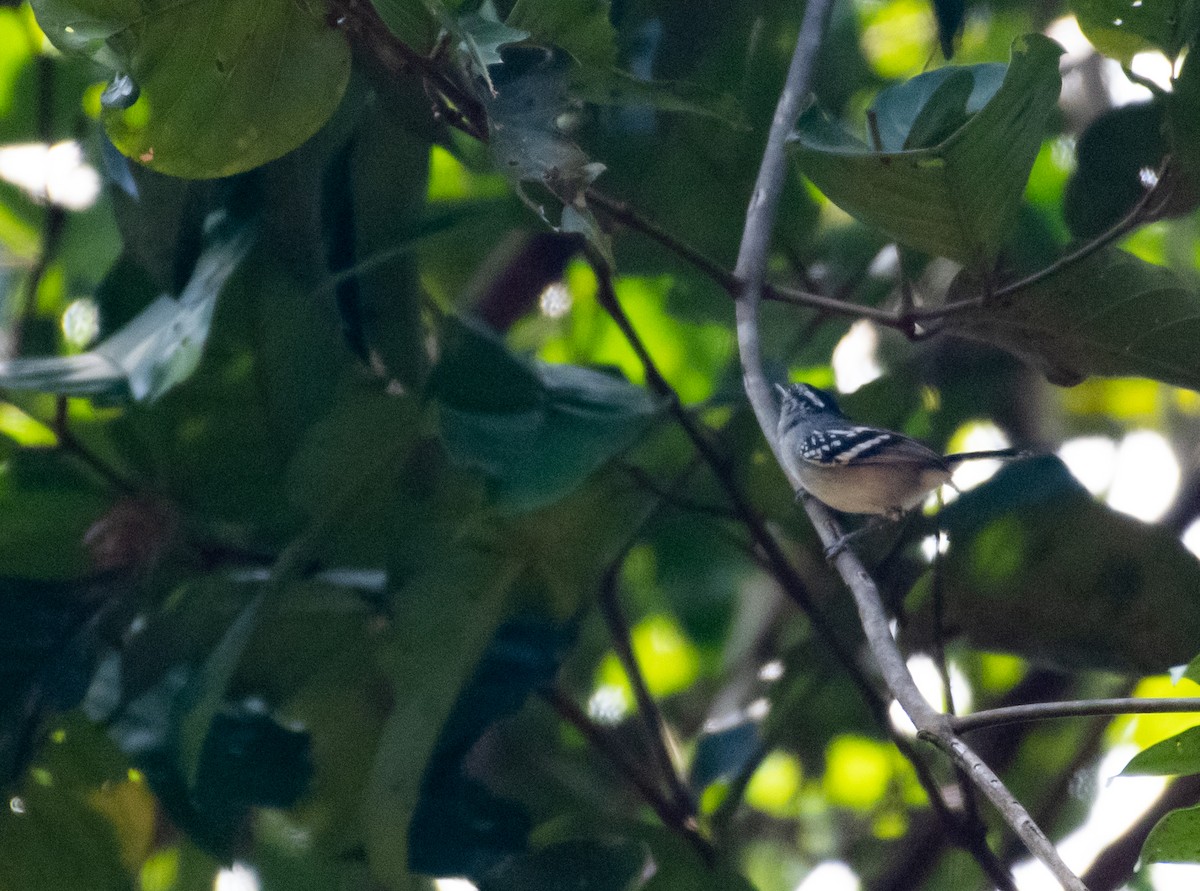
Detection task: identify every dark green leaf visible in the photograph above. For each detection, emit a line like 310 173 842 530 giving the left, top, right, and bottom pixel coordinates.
193 702 313 811
479 838 651 891
434 317 659 510
364 547 520 890
507 0 617 67
792 35 1062 268
915 456 1200 672
870 64 1005 152
943 248 1200 390
569 68 747 129
31 0 351 178
0 221 252 402
1064 101 1166 239
1168 44 1200 193
1122 725 1200 776
931 0 966 58
1142 804 1200 863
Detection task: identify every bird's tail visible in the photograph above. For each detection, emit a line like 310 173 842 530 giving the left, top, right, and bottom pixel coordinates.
944 448 1032 467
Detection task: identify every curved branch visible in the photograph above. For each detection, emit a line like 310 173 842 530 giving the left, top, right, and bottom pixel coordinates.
728 5 1085 890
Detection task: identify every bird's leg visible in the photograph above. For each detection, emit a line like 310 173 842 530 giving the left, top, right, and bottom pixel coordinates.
823 513 895 561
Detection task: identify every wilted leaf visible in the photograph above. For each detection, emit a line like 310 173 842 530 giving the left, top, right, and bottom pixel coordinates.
792 35 1062 268
943 248 1200 390
31 0 351 177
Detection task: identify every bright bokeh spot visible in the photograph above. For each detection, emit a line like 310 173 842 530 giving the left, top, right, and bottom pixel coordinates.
0 141 101 210
1130 50 1174 91
1106 430 1179 522
823 735 892 811
1182 518 1200 559
0 403 55 447
426 144 507 202
586 682 630 724
832 320 882 394
1111 676 1200 750
631 613 701 697
1058 435 1118 496
858 0 936 79
139 848 180 891
796 860 860 891
434 880 479 891
213 863 259 891
62 298 100 348
946 420 1010 493
745 751 803 817
976 651 1028 694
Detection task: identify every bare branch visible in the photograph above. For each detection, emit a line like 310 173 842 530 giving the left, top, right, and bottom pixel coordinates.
954 697 1200 734
727 4 1084 888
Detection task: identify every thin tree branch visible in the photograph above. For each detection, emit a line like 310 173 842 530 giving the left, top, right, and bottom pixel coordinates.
954 698 1200 734
540 687 715 865
597 566 698 820
728 4 1081 889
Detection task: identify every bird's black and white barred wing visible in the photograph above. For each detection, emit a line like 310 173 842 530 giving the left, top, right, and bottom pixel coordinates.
796 426 949 467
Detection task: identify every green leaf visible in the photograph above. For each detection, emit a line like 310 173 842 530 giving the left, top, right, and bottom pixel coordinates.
1064 101 1166 239
0 221 252 403
31 0 351 178
1168 44 1200 193
433 317 659 510
479 838 652 891
1143 804 1200 863
507 0 617 67
364 547 520 890
569 68 748 129
942 248 1200 390
792 34 1063 268
1122 726 1200 776
870 64 1006 151
0 450 112 579
917 456 1200 672
1071 0 1199 64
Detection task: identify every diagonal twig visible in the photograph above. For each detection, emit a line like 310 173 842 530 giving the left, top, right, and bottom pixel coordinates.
726 2 1083 889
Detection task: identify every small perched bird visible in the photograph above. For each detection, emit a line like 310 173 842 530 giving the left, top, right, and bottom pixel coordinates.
776 382 1016 518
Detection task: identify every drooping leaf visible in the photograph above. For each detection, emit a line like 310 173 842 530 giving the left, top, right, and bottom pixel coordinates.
433 317 660 510
792 35 1062 268
1142 803 1200 863
1122 725 1200 776
1071 0 1199 64
0 220 252 403
31 0 351 178
913 456 1200 672
942 248 1200 390
870 64 1007 151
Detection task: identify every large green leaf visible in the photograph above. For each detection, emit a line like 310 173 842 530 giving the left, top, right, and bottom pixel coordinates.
912 456 1200 672
1071 0 1199 63
1122 726 1200 777
433 318 660 510
942 248 1200 390
792 34 1062 268
364 547 520 891
1143 804 1200 863
0 221 252 403
30 0 351 178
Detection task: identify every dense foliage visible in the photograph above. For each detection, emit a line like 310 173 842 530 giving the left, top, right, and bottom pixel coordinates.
2 0 1200 889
